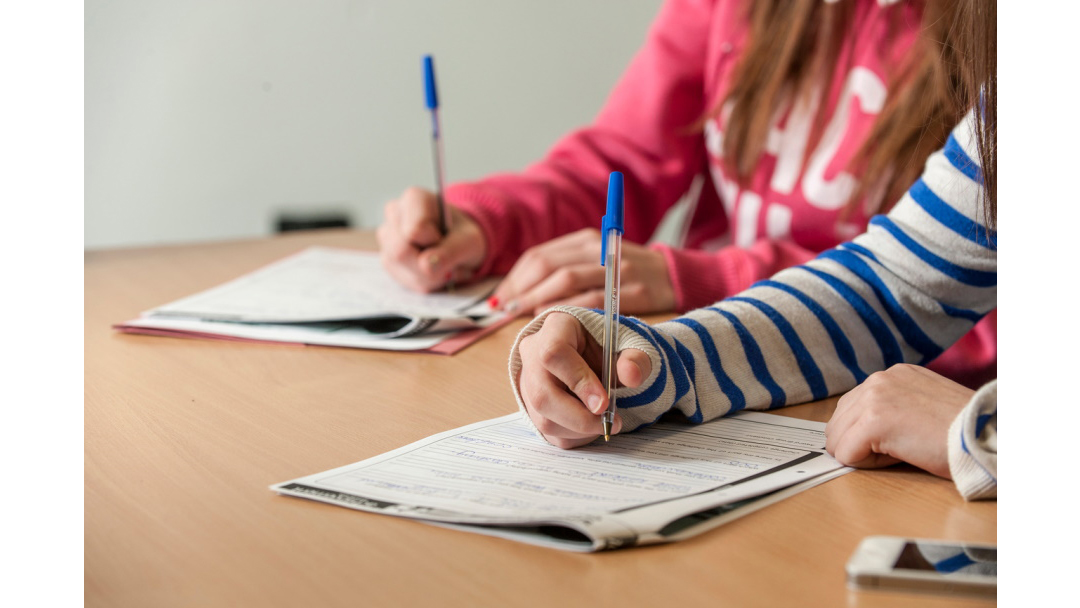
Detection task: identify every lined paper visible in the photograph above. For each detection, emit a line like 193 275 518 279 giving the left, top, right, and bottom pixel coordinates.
278 412 837 521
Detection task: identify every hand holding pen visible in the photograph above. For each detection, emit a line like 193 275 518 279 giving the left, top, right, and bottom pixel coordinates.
514 172 650 449
376 55 487 293
515 311 653 449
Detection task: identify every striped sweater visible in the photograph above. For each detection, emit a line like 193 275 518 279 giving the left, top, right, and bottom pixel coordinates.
509 109 997 500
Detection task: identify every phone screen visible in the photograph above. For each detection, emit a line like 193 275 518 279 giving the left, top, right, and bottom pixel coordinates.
893 541 996 577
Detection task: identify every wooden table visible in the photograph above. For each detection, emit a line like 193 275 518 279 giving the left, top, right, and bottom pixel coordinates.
85 229 996 607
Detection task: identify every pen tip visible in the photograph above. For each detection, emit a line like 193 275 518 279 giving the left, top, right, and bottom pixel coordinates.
604 434 610 442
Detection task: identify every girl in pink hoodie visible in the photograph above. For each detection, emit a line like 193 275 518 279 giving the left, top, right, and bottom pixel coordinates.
376 0 995 388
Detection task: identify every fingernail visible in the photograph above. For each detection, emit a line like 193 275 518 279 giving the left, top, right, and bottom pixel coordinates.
428 254 441 270
587 395 604 414
506 300 519 313
487 296 500 309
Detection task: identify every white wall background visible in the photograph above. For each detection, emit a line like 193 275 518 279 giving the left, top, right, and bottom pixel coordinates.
85 0 664 249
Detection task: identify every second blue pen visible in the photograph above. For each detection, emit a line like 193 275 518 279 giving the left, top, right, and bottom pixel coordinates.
423 54 449 237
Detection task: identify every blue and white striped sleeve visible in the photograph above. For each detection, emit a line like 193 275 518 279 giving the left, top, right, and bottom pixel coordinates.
508 109 997 493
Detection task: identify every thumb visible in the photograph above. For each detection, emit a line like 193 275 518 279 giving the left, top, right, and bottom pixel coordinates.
420 227 482 277
616 349 652 389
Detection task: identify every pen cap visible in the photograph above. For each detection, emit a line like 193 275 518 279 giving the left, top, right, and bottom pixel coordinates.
601 171 625 264
423 55 439 110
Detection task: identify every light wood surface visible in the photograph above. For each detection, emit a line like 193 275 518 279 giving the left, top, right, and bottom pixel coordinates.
85 229 996 607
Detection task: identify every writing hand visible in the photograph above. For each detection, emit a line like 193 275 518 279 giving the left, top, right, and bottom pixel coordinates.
825 364 974 478
517 312 652 448
489 228 676 316
376 187 487 292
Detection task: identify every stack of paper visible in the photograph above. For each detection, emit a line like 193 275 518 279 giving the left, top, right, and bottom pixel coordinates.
272 411 852 551
115 247 507 354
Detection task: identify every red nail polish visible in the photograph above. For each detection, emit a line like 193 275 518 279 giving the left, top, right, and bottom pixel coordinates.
487 296 500 309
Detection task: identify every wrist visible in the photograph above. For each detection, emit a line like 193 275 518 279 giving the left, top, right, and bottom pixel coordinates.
651 244 741 312
450 207 488 272
446 184 514 277
649 249 677 312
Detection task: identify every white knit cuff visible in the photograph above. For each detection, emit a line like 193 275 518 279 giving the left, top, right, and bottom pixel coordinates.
947 380 998 500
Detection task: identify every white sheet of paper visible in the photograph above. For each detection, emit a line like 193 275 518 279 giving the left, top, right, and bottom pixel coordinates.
273 411 847 550
150 247 498 323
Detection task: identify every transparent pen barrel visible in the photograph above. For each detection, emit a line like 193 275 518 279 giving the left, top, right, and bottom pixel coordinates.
430 109 450 233
601 231 621 419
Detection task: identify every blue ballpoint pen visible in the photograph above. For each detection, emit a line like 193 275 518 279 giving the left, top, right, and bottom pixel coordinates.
422 55 449 237
600 172 624 441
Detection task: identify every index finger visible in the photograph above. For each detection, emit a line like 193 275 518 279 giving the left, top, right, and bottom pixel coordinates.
825 388 863 457
494 238 601 307
397 187 444 247
377 217 434 293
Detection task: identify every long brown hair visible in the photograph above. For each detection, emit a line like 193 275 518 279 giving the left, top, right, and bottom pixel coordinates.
955 0 996 229
712 0 975 218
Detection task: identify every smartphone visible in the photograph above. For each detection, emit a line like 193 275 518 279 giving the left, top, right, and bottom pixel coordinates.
846 535 996 598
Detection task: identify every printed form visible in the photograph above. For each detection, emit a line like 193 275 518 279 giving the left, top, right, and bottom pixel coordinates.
273 411 849 551
150 246 497 323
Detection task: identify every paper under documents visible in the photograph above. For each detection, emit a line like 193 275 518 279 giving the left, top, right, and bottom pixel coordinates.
117 247 507 351
273 411 851 551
